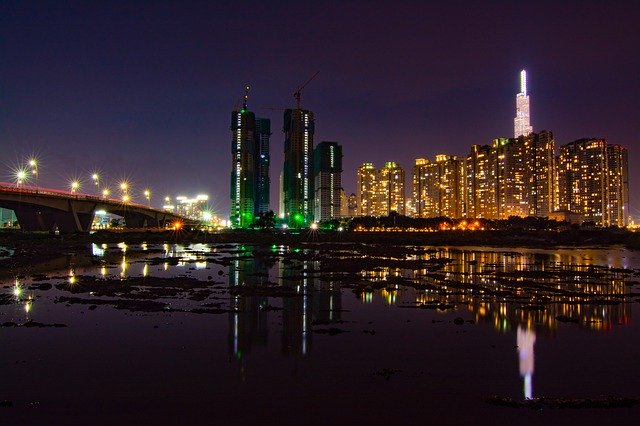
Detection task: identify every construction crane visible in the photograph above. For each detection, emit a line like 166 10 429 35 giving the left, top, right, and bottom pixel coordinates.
293 71 319 110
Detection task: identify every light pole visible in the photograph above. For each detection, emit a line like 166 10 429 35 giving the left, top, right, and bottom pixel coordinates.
28 158 38 190
92 173 100 195
144 189 151 208
102 188 110 199
71 180 80 194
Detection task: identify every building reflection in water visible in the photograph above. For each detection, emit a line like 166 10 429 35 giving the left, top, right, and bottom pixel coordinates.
517 326 536 400
227 247 342 379
357 247 631 334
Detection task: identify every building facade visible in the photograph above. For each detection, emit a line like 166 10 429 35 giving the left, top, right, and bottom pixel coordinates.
283 108 315 226
357 163 377 216
313 141 343 222
357 162 405 217
230 89 271 228
558 139 628 226
412 155 464 218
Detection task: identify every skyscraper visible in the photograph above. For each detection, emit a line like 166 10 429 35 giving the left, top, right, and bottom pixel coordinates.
377 161 406 216
254 118 271 216
313 141 343 222
465 144 498 219
230 87 271 228
558 139 629 226
412 155 464 218
282 108 315 226
357 163 376 216
514 69 533 138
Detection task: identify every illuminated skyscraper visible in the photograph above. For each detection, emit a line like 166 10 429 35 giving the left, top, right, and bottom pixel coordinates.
230 88 271 228
557 138 629 226
525 130 556 217
494 137 528 218
606 145 629 227
283 108 314 226
377 161 405 216
254 118 271 215
357 163 377 216
514 69 533 138
357 162 405 216
313 141 343 222
412 155 464 218
465 144 498 219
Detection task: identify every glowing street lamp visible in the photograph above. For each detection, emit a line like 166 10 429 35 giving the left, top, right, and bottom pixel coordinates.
120 181 129 193
122 194 130 203
16 169 27 187
144 189 151 207
28 158 38 188
92 173 100 193
70 180 80 193
102 188 110 199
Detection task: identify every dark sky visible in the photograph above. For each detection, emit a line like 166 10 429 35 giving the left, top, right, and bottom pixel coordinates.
1 1 639 219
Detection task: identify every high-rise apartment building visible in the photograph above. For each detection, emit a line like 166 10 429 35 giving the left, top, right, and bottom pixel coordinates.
357 162 406 216
494 137 528 218
558 139 628 226
514 69 533 138
313 141 343 222
254 118 271 216
464 131 556 220
378 161 406 216
282 108 315 226
357 163 377 216
466 144 498 219
412 155 464 218
525 130 556 217
230 88 271 228
606 145 629 227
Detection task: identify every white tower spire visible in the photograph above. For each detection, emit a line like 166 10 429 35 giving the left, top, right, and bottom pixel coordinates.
520 69 527 95
514 69 533 137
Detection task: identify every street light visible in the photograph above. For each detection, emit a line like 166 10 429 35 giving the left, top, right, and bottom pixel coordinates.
144 189 151 207
92 173 100 194
71 180 80 193
122 194 130 203
28 158 38 189
16 169 27 187
102 188 110 199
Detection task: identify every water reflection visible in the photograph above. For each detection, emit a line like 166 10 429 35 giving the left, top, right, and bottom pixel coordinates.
357 247 633 333
228 251 343 374
517 326 536 400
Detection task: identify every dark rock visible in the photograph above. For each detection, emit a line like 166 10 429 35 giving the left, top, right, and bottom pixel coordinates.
453 317 465 325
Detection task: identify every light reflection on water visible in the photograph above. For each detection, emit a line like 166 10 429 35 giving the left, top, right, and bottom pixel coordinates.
3 242 639 410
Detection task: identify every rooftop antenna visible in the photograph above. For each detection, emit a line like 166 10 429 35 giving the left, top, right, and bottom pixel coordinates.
293 71 319 109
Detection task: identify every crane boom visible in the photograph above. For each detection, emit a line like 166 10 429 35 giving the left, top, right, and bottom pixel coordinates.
293 71 319 109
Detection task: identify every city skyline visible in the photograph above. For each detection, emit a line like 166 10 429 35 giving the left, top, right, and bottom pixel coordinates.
1 2 638 219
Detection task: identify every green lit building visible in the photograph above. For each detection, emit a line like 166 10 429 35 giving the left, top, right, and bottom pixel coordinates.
282 108 315 227
230 88 271 228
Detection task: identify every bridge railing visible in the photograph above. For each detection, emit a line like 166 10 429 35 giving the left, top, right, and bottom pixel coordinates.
0 182 149 209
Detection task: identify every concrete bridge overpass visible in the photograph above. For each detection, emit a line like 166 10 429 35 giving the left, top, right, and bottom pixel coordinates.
0 183 199 233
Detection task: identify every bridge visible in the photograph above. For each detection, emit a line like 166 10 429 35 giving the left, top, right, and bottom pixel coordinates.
0 183 199 233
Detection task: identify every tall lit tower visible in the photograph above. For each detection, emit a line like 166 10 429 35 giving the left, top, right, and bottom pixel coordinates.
282 108 315 226
230 86 271 228
514 69 533 138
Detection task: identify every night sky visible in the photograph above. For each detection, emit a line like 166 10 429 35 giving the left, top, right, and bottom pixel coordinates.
1 1 638 219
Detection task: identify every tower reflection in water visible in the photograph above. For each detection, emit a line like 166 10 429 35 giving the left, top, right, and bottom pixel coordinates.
517 326 536 400
227 247 342 379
